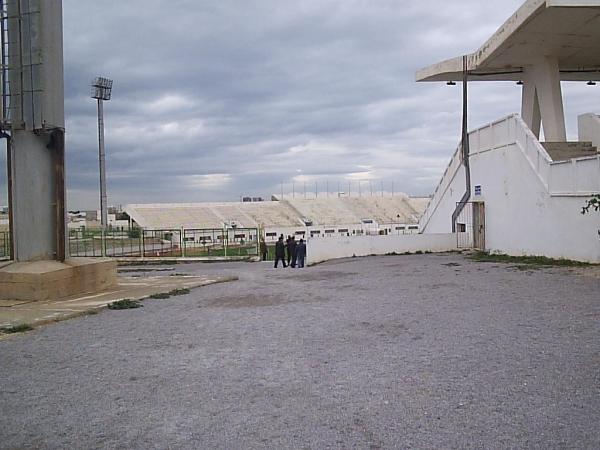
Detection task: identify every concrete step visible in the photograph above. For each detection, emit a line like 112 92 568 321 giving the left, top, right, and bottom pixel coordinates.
542 141 598 161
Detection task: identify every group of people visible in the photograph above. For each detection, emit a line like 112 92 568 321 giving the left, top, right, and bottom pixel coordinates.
273 235 306 268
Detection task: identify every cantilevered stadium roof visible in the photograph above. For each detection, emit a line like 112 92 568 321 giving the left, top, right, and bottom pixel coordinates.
416 0 600 82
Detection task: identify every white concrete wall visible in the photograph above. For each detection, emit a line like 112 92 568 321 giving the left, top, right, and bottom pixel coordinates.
578 113 600 149
262 222 411 243
306 233 457 265
423 115 600 263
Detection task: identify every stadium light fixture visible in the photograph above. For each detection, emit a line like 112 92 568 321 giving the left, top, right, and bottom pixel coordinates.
91 76 113 253
91 76 113 101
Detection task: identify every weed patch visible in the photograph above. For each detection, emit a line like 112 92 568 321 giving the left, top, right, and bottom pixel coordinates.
1 323 34 334
108 299 143 310
148 292 171 299
469 252 590 267
169 288 191 296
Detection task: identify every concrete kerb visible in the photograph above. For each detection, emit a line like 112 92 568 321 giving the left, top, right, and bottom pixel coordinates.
306 249 467 267
115 256 261 265
0 275 238 339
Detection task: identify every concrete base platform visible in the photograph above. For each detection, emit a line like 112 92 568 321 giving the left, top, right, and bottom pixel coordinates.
0 258 117 302
0 274 237 331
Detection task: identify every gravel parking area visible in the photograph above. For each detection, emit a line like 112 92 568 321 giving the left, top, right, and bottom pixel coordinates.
1 253 599 449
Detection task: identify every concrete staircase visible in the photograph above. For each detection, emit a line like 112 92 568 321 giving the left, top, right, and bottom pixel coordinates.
541 141 598 162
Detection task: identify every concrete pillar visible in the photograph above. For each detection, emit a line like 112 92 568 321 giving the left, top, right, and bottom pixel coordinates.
6 0 67 262
9 131 65 261
521 79 541 138
521 57 567 142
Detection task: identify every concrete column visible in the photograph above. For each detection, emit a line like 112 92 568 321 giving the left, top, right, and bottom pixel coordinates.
10 132 56 261
521 79 541 138
6 0 66 262
521 57 567 142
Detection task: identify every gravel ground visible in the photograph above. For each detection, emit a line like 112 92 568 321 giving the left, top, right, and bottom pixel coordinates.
1 253 599 450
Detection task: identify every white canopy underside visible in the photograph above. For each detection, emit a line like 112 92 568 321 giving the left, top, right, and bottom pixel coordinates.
416 0 600 82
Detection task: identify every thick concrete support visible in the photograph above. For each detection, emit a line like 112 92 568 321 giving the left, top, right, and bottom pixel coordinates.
9 130 66 261
6 0 67 262
521 78 541 138
0 258 117 302
521 57 567 141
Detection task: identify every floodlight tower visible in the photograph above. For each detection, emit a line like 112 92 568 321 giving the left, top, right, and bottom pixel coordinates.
91 77 113 230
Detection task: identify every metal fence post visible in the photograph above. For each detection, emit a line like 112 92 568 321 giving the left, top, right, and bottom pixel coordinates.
181 227 185 258
256 227 259 257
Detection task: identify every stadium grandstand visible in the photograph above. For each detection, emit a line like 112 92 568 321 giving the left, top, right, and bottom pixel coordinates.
125 195 429 241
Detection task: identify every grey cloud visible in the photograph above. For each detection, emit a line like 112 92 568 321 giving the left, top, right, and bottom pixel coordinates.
13 0 588 209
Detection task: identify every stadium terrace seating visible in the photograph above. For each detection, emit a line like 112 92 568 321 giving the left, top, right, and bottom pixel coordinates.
285 196 428 226
125 196 429 231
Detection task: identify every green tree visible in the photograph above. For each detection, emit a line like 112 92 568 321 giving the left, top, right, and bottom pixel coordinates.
582 195 600 215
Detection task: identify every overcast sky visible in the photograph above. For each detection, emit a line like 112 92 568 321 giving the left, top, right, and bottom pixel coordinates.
1 0 598 209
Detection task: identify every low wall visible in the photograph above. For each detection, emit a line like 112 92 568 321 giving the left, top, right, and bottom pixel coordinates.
307 233 457 264
578 113 600 149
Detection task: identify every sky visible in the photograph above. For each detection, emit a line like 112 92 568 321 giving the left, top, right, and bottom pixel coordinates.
1 0 598 209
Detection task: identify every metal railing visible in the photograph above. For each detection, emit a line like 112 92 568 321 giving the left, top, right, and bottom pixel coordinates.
68 227 260 259
0 230 10 259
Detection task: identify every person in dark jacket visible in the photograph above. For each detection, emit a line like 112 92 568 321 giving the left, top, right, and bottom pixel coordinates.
287 236 297 267
259 239 268 261
274 236 287 268
296 239 306 268
285 235 291 266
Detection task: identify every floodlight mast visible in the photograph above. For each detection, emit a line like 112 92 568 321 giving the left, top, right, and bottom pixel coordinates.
91 77 113 245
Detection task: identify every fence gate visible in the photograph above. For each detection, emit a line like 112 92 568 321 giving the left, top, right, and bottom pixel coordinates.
455 202 485 250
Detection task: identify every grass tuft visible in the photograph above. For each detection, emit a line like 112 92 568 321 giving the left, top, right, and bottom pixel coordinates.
169 288 191 296
108 299 143 310
1 323 34 334
469 252 590 267
148 292 171 299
